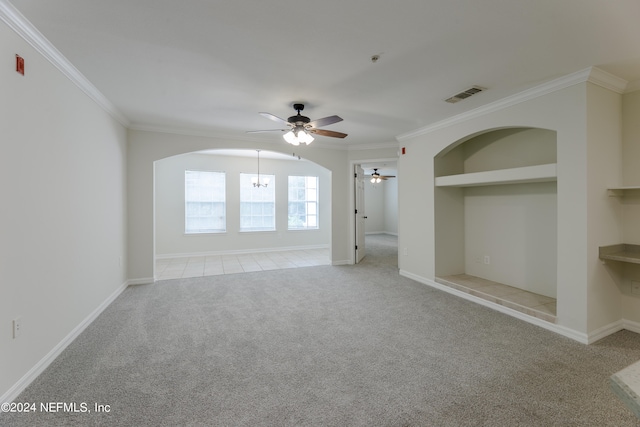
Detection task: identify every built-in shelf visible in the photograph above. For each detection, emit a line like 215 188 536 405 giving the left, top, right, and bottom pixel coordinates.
607 186 640 197
435 274 556 323
599 244 640 265
435 163 557 188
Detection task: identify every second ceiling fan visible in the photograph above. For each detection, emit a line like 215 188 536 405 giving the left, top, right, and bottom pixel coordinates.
248 103 347 146
368 168 396 183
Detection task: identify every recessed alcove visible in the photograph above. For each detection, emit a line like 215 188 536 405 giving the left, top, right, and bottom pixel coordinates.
434 128 558 321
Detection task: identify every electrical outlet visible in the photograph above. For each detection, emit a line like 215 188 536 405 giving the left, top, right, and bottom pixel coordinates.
13 317 22 339
403 247 408 256
484 255 490 265
632 281 640 296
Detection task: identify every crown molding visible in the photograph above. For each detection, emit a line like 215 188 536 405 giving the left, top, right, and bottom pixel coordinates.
397 67 629 141
0 0 129 127
347 141 400 151
626 79 640 94
587 67 628 94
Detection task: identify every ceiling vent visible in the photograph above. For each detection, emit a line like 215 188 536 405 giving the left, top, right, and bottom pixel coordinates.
444 86 485 103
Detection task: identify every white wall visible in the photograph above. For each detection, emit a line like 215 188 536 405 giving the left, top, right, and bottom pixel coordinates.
364 179 385 233
1 20 128 400
384 178 398 235
155 152 331 257
463 183 557 298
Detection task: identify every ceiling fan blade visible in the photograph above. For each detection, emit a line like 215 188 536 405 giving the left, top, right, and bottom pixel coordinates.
259 112 291 126
381 175 396 178
246 129 287 133
308 115 343 128
310 129 348 139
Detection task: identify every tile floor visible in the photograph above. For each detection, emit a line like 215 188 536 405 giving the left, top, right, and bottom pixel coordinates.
155 248 330 281
435 274 557 323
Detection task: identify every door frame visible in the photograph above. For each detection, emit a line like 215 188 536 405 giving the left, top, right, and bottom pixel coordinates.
348 157 398 265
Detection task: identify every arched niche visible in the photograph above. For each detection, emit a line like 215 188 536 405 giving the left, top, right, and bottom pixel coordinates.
433 127 558 320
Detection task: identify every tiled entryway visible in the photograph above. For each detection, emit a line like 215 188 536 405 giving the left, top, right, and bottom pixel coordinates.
155 248 329 281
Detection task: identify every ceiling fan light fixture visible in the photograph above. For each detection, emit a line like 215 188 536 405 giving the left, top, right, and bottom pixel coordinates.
283 131 299 145
298 130 314 144
283 128 314 145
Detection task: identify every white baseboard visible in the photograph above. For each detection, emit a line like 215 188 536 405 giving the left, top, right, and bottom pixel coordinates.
623 319 640 335
587 319 640 344
587 320 625 344
156 244 329 260
0 281 129 404
331 259 351 266
399 269 590 344
128 277 154 285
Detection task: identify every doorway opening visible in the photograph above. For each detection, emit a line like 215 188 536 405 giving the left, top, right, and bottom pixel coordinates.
352 159 398 264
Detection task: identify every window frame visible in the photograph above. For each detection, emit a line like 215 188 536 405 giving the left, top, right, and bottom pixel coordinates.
239 172 276 232
184 170 226 234
287 175 319 231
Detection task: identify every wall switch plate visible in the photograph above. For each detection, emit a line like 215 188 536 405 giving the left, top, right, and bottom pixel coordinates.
484 255 490 265
13 317 22 339
632 281 640 296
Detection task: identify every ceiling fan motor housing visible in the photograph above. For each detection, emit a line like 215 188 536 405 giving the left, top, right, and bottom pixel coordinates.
289 103 310 125
288 114 310 125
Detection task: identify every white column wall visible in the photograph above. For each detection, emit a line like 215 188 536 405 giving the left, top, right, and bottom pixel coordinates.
621 90 640 324
585 82 624 333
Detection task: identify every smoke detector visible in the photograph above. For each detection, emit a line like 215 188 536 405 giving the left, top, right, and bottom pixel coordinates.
444 86 485 103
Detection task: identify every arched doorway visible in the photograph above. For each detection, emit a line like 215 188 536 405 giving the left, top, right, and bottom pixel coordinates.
153 148 332 280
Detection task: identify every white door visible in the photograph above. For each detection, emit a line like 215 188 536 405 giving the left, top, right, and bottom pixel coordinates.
355 164 366 263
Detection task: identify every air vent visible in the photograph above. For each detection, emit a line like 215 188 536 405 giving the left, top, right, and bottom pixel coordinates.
445 86 485 103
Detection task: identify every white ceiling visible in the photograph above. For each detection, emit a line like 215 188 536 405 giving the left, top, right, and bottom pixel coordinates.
6 0 640 151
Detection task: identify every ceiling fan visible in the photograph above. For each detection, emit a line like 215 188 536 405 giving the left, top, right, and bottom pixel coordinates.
368 168 396 183
248 103 347 146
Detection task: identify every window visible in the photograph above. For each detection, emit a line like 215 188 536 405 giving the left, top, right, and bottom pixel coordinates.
288 176 318 230
240 173 275 231
185 170 225 233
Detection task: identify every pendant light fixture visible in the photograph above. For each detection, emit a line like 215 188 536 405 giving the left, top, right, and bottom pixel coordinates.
251 150 270 188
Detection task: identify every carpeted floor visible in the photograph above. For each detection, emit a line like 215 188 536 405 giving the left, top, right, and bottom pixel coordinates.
3 234 640 426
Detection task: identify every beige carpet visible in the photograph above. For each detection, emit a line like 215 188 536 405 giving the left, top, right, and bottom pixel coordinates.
2 235 640 426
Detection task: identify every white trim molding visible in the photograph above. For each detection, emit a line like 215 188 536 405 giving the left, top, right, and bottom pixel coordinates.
0 281 129 405
0 0 129 127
